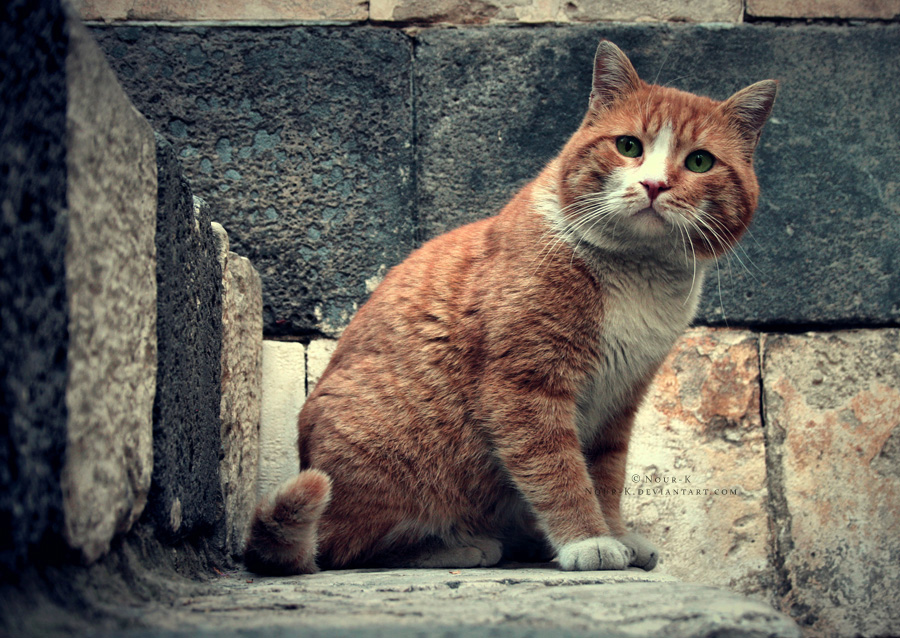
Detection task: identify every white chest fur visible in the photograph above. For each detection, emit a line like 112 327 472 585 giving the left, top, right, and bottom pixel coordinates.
574 255 706 445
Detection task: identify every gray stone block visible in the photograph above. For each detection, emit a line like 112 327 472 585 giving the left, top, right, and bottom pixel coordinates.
414 24 900 327
91 26 416 338
215 221 263 558
1 0 158 570
61 16 158 565
762 330 900 637
146 137 224 542
0 0 71 573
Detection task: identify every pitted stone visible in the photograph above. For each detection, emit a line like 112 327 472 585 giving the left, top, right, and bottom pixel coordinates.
92 25 416 337
414 24 900 327
0 0 72 572
217 223 263 558
146 136 224 542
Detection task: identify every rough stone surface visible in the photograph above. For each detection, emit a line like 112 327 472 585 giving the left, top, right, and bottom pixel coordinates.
216 221 263 559
624 329 775 600
92 25 416 338
258 341 305 498
763 330 900 637
415 24 900 327
747 0 900 19
146 136 224 543
60 15 159 565
306 338 338 394
371 0 742 24
0 0 71 573
75 0 369 22
93 23 900 331
55 567 799 637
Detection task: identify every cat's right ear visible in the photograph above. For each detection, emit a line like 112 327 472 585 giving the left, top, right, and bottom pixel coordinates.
589 41 642 112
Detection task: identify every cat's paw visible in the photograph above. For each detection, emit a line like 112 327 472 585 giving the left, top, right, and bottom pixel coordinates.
618 532 659 570
408 537 503 568
470 537 503 567
556 536 630 571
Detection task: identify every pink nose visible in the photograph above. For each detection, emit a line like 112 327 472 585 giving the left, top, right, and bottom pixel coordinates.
641 179 669 203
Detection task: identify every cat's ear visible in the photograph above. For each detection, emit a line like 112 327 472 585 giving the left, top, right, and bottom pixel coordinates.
720 80 778 148
589 41 642 112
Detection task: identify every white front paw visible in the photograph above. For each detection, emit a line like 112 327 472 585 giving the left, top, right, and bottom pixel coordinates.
618 532 659 570
557 536 630 571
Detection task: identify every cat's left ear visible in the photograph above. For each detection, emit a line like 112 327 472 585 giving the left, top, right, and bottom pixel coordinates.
589 41 642 112
720 80 778 148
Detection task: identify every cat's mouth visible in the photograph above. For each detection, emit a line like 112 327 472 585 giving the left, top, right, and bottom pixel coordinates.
631 207 667 227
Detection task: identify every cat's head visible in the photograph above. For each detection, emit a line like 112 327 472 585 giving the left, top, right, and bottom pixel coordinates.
557 40 776 260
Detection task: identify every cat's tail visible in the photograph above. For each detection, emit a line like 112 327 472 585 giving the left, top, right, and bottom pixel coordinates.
243 469 332 575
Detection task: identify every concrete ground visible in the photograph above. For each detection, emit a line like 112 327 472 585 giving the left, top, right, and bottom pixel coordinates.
87 564 800 638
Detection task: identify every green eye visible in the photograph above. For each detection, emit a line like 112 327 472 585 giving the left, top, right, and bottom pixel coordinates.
615 136 643 158
685 150 715 173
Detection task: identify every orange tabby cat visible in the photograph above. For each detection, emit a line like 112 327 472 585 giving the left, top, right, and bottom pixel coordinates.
245 40 776 574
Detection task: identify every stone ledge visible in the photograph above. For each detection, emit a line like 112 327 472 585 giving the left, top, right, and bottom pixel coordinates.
747 0 900 20
370 0 743 24
85 566 800 637
73 0 369 22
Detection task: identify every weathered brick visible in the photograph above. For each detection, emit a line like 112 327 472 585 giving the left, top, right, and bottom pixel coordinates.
624 329 775 599
307 338 338 393
763 330 900 637
372 0 742 24
747 0 900 20
74 0 368 22
258 342 305 498
215 221 263 558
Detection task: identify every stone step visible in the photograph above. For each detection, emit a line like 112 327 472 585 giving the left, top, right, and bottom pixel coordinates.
258 328 900 637
1 0 263 569
105 567 803 638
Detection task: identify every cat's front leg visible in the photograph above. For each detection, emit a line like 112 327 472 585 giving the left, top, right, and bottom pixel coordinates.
587 444 659 571
490 395 631 571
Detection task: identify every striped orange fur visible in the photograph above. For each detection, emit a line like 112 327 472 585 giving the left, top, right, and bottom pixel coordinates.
245 40 776 574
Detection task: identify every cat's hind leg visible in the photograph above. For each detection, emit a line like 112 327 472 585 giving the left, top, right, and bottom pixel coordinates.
391 536 503 568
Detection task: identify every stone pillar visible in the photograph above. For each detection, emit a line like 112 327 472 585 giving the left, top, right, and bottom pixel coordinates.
61 14 158 565
144 138 224 542
1 0 157 569
258 342 306 498
213 221 263 558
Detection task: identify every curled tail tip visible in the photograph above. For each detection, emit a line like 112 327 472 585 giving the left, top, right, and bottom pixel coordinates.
286 469 332 510
244 469 332 575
